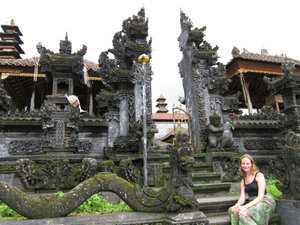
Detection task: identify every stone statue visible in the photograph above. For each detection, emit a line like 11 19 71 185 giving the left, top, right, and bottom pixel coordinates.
207 114 224 149
207 115 234 151
220 121 234 149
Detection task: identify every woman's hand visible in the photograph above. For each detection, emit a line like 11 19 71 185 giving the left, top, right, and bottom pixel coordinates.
237 205 247 215
232 205 240 216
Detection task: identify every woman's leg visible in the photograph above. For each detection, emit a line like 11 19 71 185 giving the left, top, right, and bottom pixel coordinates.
239 194 276 225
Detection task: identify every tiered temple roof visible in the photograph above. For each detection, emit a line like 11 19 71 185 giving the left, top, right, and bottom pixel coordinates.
0 20 24 59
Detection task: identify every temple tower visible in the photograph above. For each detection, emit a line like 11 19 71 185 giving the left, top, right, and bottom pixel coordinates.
155 94 169 113
0 19 24 59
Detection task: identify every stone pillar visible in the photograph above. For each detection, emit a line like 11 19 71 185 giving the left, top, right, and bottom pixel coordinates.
30 89 35 111
106 113 120 147
135 83 142 122
89 93 93 116
119 97 128 136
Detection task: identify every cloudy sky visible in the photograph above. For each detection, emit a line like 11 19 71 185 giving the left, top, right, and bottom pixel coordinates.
2 0 300 112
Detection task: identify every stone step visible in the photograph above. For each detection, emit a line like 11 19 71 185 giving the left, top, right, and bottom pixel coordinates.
193 182 231 196
192 172 221 183
207 213 281 225
208 214 230 225
192 154 206 163
162 162 214 174
197 195 239 214
193 162 213 172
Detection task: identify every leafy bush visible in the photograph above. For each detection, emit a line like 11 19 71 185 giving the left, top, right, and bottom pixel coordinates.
266 175 282 200
63 192 132 215
0 203 23 220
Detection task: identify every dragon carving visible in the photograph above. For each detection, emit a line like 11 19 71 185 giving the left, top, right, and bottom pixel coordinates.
0 135 199 219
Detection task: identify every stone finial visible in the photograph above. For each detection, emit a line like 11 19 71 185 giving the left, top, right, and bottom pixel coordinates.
261 48 268 55
243 48 249 53
231 46 240 58
10 19 15 26
59 33 72 55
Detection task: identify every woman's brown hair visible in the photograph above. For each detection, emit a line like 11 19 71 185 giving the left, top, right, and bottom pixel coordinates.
238 154 258 177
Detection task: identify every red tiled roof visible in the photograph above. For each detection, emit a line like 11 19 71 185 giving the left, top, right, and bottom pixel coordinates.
152 113 188 121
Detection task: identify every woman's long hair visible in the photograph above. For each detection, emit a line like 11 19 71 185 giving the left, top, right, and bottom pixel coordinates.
239 154 258 177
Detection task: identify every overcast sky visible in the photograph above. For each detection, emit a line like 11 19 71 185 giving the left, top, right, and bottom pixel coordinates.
2 0 300 112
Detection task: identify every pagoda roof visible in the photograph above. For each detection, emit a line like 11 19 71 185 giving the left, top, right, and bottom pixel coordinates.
0 41 24 54
0 50 21 59
0 32 23 44
1 24 23 36
156 94 166 101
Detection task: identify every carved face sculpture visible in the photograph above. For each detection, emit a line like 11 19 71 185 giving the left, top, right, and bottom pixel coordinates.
210 116 221 127
178 155 195 172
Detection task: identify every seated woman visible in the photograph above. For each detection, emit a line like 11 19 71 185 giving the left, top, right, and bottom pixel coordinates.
228 154 276 225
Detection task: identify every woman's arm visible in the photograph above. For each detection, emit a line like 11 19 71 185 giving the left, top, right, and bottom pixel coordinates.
237 179 246 205
238 172 266 214
232 179 246 215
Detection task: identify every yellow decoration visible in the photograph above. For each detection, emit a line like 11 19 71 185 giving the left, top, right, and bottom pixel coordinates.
138 54 149 65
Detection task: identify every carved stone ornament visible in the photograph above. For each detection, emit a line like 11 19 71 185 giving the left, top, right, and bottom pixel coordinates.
243 139 285 150
14 158 97 190
8 141 43 155
269 131 300 200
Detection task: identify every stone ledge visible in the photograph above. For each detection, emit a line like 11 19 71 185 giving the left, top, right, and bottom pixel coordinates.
0 211 209 225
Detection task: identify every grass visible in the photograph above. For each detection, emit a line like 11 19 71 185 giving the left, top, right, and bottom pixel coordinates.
0 192 132 221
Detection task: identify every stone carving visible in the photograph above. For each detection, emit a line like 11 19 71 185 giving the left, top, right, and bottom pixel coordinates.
269 131 300 200
97 8 153 155
0 132 199 218
179 11 225 152
208 63 231 96
8 141 43 155
0 81 11 113
243 139 285 150
14 158 97 190
37 38 87 78
264 59 300 132
119 159 142 184
237 105 285 121
98 160 114 173
213 157 240 182
207 115 234 151
207 114 224 149
39 99 93 153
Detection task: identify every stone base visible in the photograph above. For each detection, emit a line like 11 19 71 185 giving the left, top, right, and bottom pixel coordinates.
276 199 300 225
0 211 208 225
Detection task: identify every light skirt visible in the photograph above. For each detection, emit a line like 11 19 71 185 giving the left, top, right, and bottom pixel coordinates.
228 193 276 225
